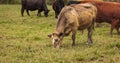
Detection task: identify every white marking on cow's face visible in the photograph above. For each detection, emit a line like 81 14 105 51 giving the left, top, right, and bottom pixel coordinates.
52 38 56 45
51 35 55 44
48 32 63 48
52 37 59 44
51 34 61 48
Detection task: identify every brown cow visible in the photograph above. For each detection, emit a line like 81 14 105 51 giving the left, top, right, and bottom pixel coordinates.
80 1 120 35
48 3 97 48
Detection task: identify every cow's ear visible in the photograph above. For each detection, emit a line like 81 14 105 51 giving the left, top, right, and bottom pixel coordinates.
58 33 63 37
48 34 52 38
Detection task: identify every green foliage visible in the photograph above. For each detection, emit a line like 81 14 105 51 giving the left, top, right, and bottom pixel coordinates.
0 5 120 63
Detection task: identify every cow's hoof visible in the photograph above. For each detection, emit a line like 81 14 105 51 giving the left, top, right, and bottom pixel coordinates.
86 42 93 46
72 44 75 46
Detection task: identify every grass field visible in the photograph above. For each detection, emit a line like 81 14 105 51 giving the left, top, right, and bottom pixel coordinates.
0 5 120 63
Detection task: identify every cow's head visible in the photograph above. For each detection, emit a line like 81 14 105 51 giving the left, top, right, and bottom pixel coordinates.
48 32 63 48
44 10 50 17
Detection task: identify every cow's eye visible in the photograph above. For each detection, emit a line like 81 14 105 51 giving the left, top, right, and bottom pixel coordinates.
55 39 58 42
58 33 63 37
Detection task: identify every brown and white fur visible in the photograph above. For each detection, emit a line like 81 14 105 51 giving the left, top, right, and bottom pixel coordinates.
48 3 97 48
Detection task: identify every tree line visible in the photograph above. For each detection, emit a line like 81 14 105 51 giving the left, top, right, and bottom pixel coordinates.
0 0 119 4
0 0 21 4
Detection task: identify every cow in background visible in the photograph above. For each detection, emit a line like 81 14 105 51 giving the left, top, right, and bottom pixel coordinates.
48 3 97 48
21 0 50 17
95 2 120 35
81 1 120 35
52 0 65 18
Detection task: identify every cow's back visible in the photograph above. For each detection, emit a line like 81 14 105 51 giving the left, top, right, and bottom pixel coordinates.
70 3 97 29
59 3 97 30
93 2 120 23
22 0 43 10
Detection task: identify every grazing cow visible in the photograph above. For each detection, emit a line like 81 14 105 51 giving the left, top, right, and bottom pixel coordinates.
48 3 97 48
80 1 120 35
21 0 50 17
52 0 65 18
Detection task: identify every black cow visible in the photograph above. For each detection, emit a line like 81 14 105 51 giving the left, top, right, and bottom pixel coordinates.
52 0 65 18
67 1 81 5
21 0 50 17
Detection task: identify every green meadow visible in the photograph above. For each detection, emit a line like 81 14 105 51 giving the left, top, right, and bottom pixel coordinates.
0 5 120 63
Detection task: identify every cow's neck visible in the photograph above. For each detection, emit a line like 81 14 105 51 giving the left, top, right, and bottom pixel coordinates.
56 25 65 34
56 18 66 34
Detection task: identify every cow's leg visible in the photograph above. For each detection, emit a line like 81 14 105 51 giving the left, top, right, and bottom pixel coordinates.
21 7 24 16
87 26 93 45
115 20 120 35
110 22 115 35
96 23 101 27
71 30 76 46
110 25 114 35
81 30 84 34
116 27 120 35
55 11 58 18
26 10 30 16
110 19 119 35
37 10 41 16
